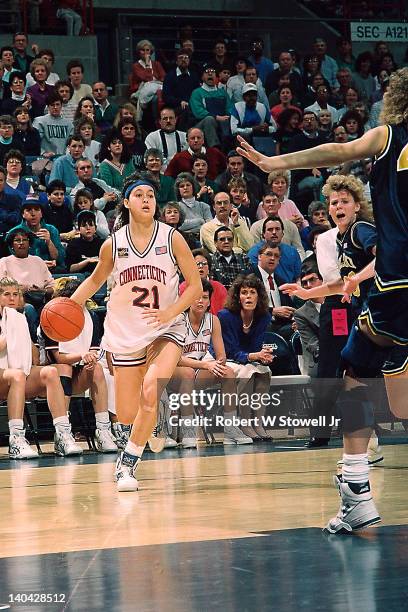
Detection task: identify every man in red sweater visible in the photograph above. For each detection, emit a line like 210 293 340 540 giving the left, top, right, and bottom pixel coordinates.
165 127 226 180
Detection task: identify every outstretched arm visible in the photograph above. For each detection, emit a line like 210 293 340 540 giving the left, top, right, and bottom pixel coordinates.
236 126 388 174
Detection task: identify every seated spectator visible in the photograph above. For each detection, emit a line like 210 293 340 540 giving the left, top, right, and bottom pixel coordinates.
189 64 233 148
312 38 339 90
117 118 146 171
175 172 212 237
247 38 275 87
216 274 273 439
33 92 74 156
338 109 365 140
92 81 118 135
73 96 95 123
230 83 275 139
0 226 55 309
128 39 165 122
302 72 330 108
12 33 34 74
4 149 33 203
179 248 228 315
263 170 308 229
145 106 187 171
210 40 233 72
162 49 201 130
317 109 334 136
13 106 41 156
336 86 361 120
299 200 331 251
71 157 120 212
251 194 305 258
335 38 356 73
247 216 302 282
66 59 92 107
0 115 23 166
210 226 252 289
11 196 65 269
301 54 322 91
65 210 103 274
352 51 376 102
74 116 100 167
215 149 263 212
165 127 226 179
160 199 199 249
200 191 253 254
98 130 134 191
304 84 339 124
73 188 109 239
265 50 303 99
331 67 355 109
25 48 60 87
253 242 296 341
112 103 138 128
56 0 83 36
170 279 246 448
273 108 303 156
44 179 74 237
144 148 175 209
293 262 324 377
0 164 22 233
1 46 16 86
227 58 267 107
49 134 85 191
2 71 33 118
270 85 302 123
227 176 256 224
191 153 219 208
27 59 54 118
54 79 76 121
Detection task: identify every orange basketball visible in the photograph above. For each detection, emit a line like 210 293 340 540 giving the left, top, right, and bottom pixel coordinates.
40 297 85 342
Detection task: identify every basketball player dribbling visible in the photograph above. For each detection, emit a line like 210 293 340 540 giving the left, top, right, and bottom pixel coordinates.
237 68 408 533
70 172 202 491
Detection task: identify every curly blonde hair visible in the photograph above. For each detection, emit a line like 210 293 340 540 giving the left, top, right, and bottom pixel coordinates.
267 170 290 186
379 67 408 125
322 175 372 220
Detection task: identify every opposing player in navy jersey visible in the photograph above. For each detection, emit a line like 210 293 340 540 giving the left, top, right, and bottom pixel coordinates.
70 172 202 491
168 279 252 448
237 67 408 533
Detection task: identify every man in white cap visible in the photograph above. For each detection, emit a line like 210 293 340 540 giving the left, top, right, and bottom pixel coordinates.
230 83 276 139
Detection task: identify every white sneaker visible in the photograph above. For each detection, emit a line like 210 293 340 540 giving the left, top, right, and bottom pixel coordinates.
224 425 253 445
367 436 384 465
148 400 167 453
181 425 197 449
164 437 178 448
95 427 118 453
324 476 381 533
115 451 139 492
112 423 131 450
9 430 39 459
54 428 83 456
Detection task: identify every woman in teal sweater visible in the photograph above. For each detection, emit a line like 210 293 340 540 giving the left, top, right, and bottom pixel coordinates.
98 130 135 191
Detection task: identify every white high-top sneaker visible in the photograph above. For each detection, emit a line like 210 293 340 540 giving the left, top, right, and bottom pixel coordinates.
324 475 381 533
9 429 39 459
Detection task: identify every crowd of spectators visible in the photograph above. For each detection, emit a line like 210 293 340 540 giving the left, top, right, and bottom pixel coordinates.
0 29 401 451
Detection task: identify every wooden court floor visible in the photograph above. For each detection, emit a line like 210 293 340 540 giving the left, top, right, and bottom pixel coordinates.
0 441 407 611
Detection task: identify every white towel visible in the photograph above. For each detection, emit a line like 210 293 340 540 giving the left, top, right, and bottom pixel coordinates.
0 307 32 376
59 308 94 363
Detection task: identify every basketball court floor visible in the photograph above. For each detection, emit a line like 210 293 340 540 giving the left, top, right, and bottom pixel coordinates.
0 438 407 611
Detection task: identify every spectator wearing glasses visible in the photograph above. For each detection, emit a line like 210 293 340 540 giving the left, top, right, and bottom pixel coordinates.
4 149 33 204
210 226 252 289
304 84 339 124
200 191 253 254
179 248 228 315
2 71 33 118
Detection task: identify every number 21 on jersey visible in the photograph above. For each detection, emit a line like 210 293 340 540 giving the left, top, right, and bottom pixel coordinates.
132 285 160 309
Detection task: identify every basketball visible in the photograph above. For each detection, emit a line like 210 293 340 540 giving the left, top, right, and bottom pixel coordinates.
40 297 85 342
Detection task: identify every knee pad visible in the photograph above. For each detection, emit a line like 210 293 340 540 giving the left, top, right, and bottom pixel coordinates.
336 385 375 433
340 324 391 378
60 376 72 397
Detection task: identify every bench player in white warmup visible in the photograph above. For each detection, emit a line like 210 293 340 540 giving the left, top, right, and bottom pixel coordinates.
71 172 201 491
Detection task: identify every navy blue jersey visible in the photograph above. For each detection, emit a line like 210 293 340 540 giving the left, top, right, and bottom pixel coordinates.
336 220 376 308
370 124 408 287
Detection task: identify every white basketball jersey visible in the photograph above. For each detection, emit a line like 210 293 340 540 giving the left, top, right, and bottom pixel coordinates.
183 311 213 360
102 221 181 353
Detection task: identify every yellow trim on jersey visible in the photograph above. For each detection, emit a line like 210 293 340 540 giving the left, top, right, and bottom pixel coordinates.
375 124 392 161
359 310 408 345
383 358 408 377
374 275 408 292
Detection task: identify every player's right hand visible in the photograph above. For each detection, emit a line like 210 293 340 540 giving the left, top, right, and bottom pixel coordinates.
279 283 309 299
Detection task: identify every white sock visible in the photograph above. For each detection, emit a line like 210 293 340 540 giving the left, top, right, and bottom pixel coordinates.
125 439 145 458
53 415 70 432
95 411 110 428
342 453 369 484
9 419 24 434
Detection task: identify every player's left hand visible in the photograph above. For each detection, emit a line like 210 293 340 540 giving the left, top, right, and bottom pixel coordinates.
141 308 172 327
279 283 309 299
236 136 273 172
341 275 359 303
